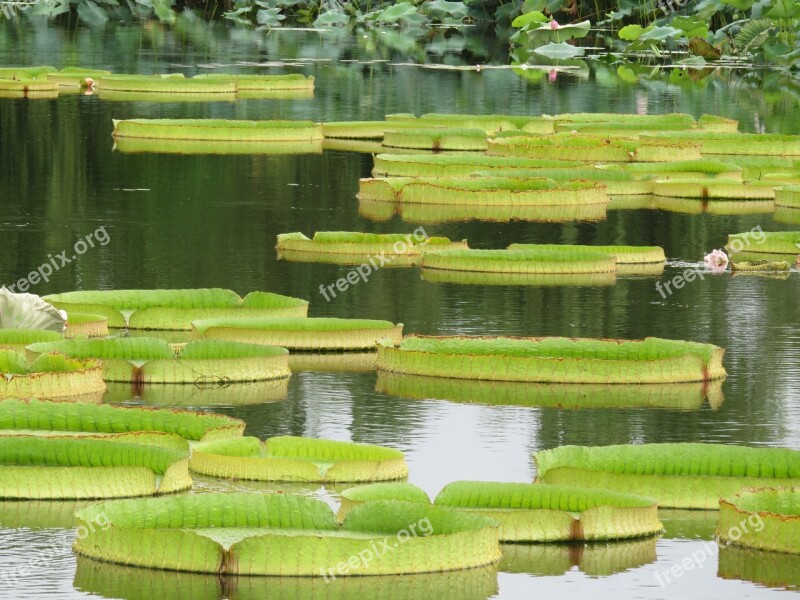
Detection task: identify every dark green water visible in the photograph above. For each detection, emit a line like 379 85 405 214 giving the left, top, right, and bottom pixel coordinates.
0 20 799 600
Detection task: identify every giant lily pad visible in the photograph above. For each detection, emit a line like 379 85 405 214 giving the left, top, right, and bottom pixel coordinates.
0 435 190 499
434 481 662 541
44 289 308 330
26 338 290 385
535 443 800 508
377 336 726 384
189 436 408 483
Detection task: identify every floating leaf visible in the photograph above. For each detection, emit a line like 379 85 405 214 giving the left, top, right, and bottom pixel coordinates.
511 10 547 28
533 42 585 59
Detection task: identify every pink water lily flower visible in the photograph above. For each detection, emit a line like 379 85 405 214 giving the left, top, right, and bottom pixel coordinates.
704 249 729 271
549 69 558 83
550 20 560 30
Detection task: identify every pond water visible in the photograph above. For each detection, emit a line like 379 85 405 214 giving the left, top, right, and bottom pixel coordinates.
0 21 799 600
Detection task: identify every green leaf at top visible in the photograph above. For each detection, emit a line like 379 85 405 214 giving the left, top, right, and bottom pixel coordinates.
511 10 547 28
375 1 418 23
639 26 682 42
619 24 645 41
525 20 591 43
766 0 800 18
424 0 468 20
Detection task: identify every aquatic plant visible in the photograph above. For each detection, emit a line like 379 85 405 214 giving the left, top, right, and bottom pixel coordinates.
192 73 314 91
383 128 489 151
0 349 105 400
0 397 244 441
26 338 290 384
488 135 702 162
704 249 729 270
359 197 608 225
535 443 800 509
474 167 652 195
642 132 800 156
651 179 776 199
420 249 618 275
192 317 403 351
727 231 800 255
112 119 323 142
507 244 665 265
731 260 791 272
1 288 67 331
97 76 236 94
0 434 191 499
377 336 726 384
98 90 236 103
776 186 800 208
276 231 467 266
0 328 62 351
321 121 419 139
65 313 108 338
372 154 585 178
47 67 112 87
375 371 724 411
114 137 323 156
189 436 407 482
386 112 550 134
434 481 662 542
718 487 800 555
358 177 608 207
44 288 308 330
0 79 59 95
337 482 430 521
74 493 501 575
623 159 743 180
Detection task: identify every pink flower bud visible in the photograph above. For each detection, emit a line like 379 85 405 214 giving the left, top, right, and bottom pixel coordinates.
550 20 560 30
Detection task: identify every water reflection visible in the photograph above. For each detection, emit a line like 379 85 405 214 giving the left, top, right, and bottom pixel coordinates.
73 556 500 600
